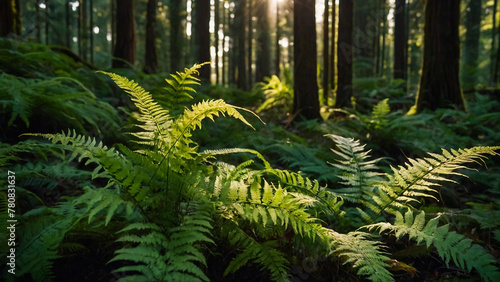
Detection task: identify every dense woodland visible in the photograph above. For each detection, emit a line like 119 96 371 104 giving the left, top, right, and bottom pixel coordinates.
1 0 500 281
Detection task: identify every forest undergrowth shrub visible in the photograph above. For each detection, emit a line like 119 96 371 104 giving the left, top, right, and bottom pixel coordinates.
1 64 499 282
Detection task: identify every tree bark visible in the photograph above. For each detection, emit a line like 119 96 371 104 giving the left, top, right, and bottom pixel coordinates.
169 0 184 72
393 0 407 82
195 0 210 80
336 0 353 108
235 0 248 90
255 0 271 82
462 0 481 90
144 0 158 74
112 0 135 68
415 0 465 112
293 0 320 120
0 0 22 37
322 0 329 102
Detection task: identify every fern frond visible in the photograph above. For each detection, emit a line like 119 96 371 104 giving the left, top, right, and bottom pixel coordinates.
163 62 209 105
112 208 213 282
326 230 393 282
367 209 500 281
224 222 290 282
374 146 500 219
12 205 80 282
326 134 384 204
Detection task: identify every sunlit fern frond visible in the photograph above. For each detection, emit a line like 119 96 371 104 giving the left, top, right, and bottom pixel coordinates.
326 134 384 204
371 146 500 220
367 209 500 282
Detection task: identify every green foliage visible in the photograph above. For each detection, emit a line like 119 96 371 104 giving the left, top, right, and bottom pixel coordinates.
0 73 121 134
367 209 500 281
2 61 499 282
256 75 293 118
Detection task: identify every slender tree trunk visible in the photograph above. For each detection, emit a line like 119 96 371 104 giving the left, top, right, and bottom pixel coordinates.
275 1 280 76
336 0 353 108
195 0 210 80
45 0 49 45
322 0 329 102
491 0 498 85
379 0 387 75
0 0 22 37
415 0 465 112
169 0 183 72
248 0 253 86
89 0 93 64
235 0 248 90
144 0 158 74
214 0 220 84
293 0 320 120
393 0 407 82
222 6 227 86
112 0 135 68
462 0 481 90
255 0 271 82
330 0 336 91
66 0 71 47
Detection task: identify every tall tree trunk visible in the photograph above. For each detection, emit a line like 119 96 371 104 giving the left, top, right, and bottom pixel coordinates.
170 0 183 72
491 0 498 85
144 0 158 74
330 0 336 91
195 0 210 80
247 0 253 86
45 0 49 45
293 0 320 120
415 0 464 113
393 0 407 82
214 0 220 84
275 1 280 76
112 0 135 68
322 0 329 102
89 0 93 64
462 0 481 90
255 0 271 82
336 0 353 108
235 0 248 90
66 0 71 47
0 0 22 37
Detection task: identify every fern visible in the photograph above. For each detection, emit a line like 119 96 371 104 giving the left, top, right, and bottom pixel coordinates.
327 134 384 204
367 209 500 281
327 230 394 282
111 207 213 282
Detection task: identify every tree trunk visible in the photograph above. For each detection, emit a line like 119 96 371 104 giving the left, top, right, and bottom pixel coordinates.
195 0 210 80
247 0 253 86
0 0 22 37
336 0 353 108
330 0 336 91
275 1 280 76
235 0 248 90
491 0 498 85
393 0 407 82
255 0 271 82
169 0 184 72
144 0 158 74
415 0 465 113
462 0 481 90
293 0 320 120
112 0 135 68
322 0 329 102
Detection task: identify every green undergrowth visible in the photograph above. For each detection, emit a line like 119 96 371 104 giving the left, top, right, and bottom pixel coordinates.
0 58 499 282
